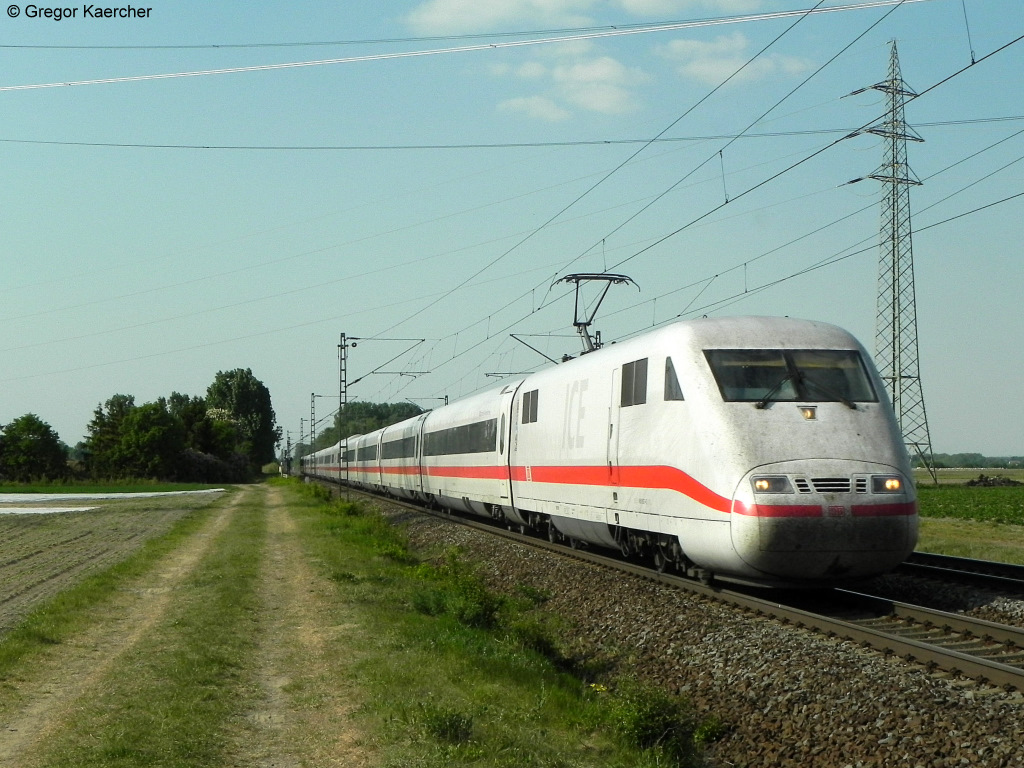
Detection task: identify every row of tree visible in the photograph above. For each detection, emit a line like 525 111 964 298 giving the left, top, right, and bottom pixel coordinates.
0 368 280 483
914 453 1024 469
287 401 424 462
312 401 423 449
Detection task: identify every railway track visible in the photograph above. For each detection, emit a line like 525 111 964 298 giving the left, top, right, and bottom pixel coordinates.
327 482 1024 692
900 551 1024 594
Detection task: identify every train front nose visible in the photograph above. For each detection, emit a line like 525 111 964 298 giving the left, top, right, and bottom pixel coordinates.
730 462 918 582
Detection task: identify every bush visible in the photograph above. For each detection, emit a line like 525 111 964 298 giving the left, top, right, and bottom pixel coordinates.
176 448 250 483
411 550 504 630
604 678 704 766
298 482 332 503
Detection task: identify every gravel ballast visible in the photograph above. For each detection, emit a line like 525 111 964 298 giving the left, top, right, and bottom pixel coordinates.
373 501 1024 767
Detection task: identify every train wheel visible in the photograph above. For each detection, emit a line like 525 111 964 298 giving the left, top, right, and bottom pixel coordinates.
569 538 580 550
547 522 558 543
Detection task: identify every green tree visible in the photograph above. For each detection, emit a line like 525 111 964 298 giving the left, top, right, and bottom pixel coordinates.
116 401 187 479
316 401 423 448
166 392 207 444
0 414 69 482
206 368 280 469
84 390 254 482
83 394 137 477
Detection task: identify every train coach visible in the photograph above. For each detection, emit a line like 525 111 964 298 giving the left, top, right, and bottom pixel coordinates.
301 316 918 586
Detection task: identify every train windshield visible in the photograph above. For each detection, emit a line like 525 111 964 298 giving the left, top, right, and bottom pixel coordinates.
705 349 877 404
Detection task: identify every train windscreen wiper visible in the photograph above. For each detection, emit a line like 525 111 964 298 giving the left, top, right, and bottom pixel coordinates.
755 372 796 410
799 373 857 410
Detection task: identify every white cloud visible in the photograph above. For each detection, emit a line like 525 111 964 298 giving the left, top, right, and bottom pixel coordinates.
498 95 573 121
615 0 762 14
662 31 747 60
551 56 648 114
498 47 649 121
496 52 648 122
517 61 549 79
660 31 811 86
407 0 767 34
406 0 600 35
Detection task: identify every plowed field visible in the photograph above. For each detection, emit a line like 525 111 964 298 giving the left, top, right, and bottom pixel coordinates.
0 492 225 636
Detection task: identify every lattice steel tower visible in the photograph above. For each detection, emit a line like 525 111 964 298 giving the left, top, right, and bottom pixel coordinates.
866 41 935 480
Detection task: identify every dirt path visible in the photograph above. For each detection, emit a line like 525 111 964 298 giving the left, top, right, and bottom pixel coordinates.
0 487 247 767
227 485 374 767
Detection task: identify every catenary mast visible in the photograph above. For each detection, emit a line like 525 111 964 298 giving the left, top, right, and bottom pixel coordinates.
865 41 936 482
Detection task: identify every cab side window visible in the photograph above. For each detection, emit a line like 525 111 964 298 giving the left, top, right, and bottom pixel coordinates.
522 389 539 423
664 357 684 401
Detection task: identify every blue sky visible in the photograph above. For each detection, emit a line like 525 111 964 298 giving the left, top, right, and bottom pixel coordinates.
1 0 1021 456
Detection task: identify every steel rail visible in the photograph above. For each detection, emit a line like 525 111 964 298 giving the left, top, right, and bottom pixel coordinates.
321 481 1024 691
901 552 1024 594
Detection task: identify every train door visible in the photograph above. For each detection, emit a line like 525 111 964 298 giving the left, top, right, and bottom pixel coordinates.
607 367 621 488
411 414 427 499
498 381 524 506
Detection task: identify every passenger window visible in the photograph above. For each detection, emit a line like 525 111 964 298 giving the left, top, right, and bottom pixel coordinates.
621 358 648 407
664 357 684 401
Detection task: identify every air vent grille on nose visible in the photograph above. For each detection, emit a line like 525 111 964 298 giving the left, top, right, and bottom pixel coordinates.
811 477 851 493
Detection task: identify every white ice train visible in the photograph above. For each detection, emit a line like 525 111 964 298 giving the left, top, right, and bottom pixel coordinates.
301 316 918 586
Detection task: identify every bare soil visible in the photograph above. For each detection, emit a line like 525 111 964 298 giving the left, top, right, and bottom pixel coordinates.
0 499 201 635
0 485 375 767
0 488 242 767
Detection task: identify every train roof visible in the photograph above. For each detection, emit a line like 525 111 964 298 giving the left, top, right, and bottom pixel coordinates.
520 316 865 381
661 315 864 349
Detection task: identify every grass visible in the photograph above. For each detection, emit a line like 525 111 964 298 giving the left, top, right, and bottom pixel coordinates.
907 470 1024 563
282 478 718 768
33 489 266 768
917 516 1024 565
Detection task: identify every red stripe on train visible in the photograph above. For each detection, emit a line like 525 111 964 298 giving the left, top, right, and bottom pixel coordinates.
735 501 916 518
511 464 732 514
317 464 915 519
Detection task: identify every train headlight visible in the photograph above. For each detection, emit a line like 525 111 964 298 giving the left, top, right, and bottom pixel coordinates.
871 475 903 493
752 476 793 494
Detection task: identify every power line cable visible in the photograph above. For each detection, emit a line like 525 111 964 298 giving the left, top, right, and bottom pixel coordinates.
604 30 1024 276
0 1 935 92
6 116 1020 151
397 0 914 346
587 123 1024 329
396 29 1024 401
0 3 934 51
345 32 1024 405
368 0 833 341
533 0 908 314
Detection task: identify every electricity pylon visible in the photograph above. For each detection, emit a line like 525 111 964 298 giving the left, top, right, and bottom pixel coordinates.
862 41 936 482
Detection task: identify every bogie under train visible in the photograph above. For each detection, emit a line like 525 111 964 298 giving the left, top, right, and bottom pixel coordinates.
301 316 918 586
